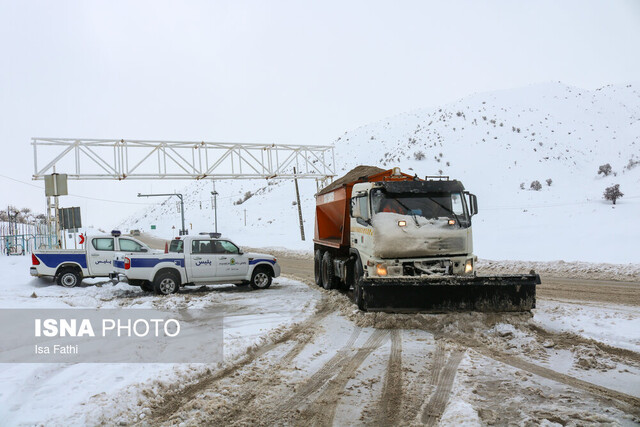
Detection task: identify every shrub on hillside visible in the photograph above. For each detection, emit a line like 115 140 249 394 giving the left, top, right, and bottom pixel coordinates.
530 180 542 191
598 163 612 176
546 178 552 187
413 151 425 161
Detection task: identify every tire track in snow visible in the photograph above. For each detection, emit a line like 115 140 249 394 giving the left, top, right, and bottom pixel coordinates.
267 325 364 420
373 329 403 426
145 298 335 425
471 344 640 417
421 348 465 426
302 329 389 426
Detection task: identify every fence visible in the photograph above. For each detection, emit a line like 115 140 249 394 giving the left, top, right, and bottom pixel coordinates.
0 221 56 255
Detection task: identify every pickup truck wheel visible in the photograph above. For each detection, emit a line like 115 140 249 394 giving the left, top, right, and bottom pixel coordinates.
57 269 81 288
154 272 179 295
250 267 272 290
314 249 323 286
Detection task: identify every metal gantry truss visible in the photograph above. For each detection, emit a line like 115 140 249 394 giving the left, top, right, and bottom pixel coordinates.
32 138 336 184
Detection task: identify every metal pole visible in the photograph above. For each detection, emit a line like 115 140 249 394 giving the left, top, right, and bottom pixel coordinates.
177 194 186 235
293 167 305 241
137 192 187 235
214 192 218 233
244 209 246 226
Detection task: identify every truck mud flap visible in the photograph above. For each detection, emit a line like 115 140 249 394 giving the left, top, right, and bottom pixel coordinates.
359 274 540 313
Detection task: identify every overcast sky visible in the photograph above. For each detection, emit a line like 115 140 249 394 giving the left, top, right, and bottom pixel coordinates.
1 0 639 225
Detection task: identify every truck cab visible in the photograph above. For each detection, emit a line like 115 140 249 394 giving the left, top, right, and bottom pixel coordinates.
350 177 478 277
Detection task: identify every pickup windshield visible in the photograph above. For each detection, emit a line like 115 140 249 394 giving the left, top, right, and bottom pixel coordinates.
371 189 470 227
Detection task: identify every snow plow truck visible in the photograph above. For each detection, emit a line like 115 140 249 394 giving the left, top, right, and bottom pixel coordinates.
313 166 540 312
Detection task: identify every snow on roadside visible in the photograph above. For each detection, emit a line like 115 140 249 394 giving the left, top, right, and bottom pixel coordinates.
532 300 640 353
0 256 321 426
477 259 640 282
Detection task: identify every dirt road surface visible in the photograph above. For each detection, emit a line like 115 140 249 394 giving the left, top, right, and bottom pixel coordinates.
134 236 640 426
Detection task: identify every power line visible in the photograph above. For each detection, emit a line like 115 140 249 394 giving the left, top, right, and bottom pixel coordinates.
0 174 154 206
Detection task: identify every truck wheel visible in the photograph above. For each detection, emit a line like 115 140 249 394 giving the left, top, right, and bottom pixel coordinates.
57 269 81 288
353 261 366 310
321 251 338 290
154 272 179 295
250 267 272 290
354 282 366 311
314 249 324 286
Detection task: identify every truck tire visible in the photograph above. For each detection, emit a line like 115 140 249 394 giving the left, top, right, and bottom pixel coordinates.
314 249 324 286
321 251 339 290
250 266 272 290
57 268 82 288
353 260 366 310
153 271 179 295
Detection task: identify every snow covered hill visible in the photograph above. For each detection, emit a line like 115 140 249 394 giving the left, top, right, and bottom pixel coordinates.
119 82 640 264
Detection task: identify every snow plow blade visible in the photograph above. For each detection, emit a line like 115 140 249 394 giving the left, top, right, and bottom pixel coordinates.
359 274 540 313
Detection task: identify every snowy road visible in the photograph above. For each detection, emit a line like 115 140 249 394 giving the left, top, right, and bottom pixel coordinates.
3 240 639 426
132 252 640 426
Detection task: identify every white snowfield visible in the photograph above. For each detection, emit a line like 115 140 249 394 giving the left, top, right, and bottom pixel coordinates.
0 255 639 426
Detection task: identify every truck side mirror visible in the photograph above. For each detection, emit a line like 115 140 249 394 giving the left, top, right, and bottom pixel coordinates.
469 194 478 216
350 198 362 219
140 248 148 253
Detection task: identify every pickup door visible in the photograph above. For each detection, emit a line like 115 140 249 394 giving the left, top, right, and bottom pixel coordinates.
89 237 118 276
186 239 249 282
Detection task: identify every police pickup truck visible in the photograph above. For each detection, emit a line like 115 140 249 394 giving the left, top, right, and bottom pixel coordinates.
112 233 281 295
30 231 153 287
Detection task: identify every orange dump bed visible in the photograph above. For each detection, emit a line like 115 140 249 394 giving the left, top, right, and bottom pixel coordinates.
314 166 415 249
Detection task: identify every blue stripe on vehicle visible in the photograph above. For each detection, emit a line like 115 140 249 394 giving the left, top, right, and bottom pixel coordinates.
129 258 185 268
249 259 276 265
35 253 88 269
114 260 125 269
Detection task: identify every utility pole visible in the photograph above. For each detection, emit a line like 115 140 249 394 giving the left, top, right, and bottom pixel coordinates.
138 192 187 235
211 186 219 234
244 209 247 226
293 167 305 241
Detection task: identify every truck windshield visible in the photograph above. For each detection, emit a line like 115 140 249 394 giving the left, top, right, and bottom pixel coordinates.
371 190 470 227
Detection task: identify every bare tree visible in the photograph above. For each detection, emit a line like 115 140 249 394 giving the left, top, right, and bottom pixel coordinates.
603 184 624 205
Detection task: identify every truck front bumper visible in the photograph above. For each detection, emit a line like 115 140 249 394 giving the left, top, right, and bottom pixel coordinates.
273 263 281 278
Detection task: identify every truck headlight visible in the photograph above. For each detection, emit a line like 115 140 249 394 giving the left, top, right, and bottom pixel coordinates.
464 259 473 274
376 264 388 276
397 220 407 227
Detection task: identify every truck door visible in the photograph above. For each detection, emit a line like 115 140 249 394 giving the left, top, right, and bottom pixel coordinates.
186 239 218 282
213 240 249 279
89 237 116 276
